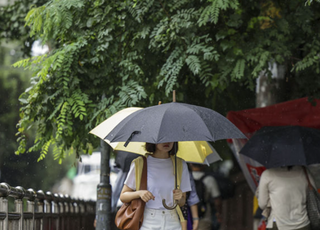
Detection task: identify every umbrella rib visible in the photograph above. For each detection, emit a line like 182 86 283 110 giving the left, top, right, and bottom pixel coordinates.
191 108 216 141
155 106 171 143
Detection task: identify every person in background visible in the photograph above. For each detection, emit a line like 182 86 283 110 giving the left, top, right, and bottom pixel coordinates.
120 142 191 230
181 169 200 230
189 163 222 230
258 166 317 230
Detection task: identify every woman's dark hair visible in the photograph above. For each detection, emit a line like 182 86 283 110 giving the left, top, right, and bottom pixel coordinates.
145 143 156 153
145 142 178 156
169 142 178 156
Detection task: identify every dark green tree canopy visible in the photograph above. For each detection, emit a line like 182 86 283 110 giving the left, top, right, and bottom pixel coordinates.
6 0 320 160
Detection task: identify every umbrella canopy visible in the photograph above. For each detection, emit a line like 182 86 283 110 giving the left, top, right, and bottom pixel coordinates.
239 126 320 168
91 103 245 210
110 141 222 165
105 102 246 145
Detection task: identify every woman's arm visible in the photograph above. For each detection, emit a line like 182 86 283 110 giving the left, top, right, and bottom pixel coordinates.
120 184 155 203
190 204 199 230
187 173 200 207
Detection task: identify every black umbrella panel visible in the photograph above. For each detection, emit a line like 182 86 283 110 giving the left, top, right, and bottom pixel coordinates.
239 126 320 168
105 102 246 145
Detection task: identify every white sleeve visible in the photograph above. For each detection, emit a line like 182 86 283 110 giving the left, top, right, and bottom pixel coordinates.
180 161 191 193
124 162 136 190
258 170 270 210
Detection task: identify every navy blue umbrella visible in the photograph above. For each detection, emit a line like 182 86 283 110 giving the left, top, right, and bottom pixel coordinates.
239 126 320 168
105 102 246 145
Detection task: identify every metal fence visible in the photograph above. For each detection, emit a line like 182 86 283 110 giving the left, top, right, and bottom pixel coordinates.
0 182 96 230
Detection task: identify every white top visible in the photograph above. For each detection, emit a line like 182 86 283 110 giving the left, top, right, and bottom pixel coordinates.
124 155 191 210
192 171 221 199
258 166 316 230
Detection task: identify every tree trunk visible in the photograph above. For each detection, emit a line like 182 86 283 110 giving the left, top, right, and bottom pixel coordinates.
256 63 286 107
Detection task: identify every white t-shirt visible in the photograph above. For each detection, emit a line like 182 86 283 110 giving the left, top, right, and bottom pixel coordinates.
258 166 316 230
124 155 191 210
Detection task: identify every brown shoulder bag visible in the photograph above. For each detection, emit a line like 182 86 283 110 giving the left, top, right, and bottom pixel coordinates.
115 157 147 230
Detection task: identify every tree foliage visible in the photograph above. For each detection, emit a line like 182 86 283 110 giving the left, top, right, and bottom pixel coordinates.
4 0 320 160
0 43 71 190
0 0 48 55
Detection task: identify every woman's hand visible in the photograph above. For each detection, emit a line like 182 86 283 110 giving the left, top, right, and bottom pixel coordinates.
192 219 199 230
139 190 155 202
120 185 154 203
173 189 186 206
173 189 183 201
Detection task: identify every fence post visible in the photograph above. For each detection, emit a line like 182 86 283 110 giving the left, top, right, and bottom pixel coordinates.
72 199 80 230
57 194 65 230
12 186 25 230
44 192 53 230
78 200 86 229
0 183 10 230
26 188 36 230
67 195 75 230
63 195 71 230
52 193 60 230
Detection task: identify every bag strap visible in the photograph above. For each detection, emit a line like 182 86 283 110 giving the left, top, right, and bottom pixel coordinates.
133 156 146 190
140 157 147 190
303 166 313 190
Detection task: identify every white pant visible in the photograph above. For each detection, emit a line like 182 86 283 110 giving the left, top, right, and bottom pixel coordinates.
140 208 182 230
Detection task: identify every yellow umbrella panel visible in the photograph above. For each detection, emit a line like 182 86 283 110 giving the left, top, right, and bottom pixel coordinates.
109 141 222 165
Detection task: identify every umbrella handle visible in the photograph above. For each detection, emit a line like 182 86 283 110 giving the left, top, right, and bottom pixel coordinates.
162 199 178 210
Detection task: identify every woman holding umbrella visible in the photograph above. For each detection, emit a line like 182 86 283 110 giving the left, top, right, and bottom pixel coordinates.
120 142 191 230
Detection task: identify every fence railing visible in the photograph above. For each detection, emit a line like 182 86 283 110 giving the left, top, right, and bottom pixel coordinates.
0 182 96 230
